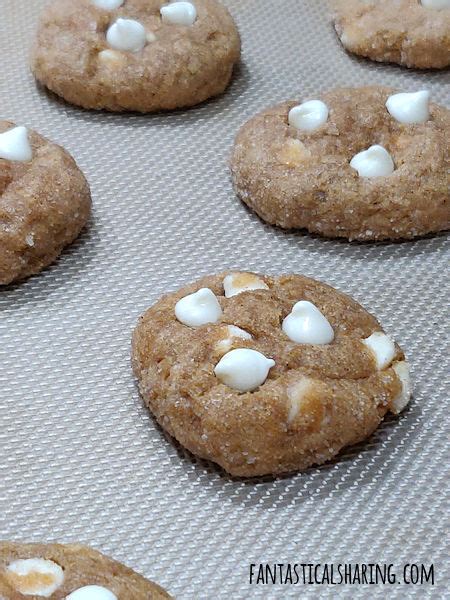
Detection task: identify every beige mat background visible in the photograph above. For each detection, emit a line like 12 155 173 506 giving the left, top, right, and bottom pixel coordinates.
0 1 449 598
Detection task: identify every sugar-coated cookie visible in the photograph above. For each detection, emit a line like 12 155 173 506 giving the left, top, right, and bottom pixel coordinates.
230 86 449 241
32 0 240 112
132 272 412 477
332 0 450 69
0 122 91 285
0 541 170 599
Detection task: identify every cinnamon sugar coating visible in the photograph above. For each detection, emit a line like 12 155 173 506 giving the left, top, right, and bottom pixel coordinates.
332 0 450 69
32 0 240 112
230 86 449 241
0 121 91 285
132 272 408 477
0 542 170 599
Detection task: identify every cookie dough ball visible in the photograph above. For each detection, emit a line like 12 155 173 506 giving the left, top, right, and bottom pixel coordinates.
132 272 412 477
0 541 171 599
0 122 91 285
332 0 450 69
230 86 450 241
31 0 241 112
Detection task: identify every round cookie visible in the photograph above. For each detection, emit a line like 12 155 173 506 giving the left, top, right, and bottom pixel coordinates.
230 86 450 241
32 0 241 112
332 0 450 69
0 122 91 285
132 271 412 477
0 541 171 599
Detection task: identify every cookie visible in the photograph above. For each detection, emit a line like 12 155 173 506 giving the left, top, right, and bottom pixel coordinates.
132 271 412 477
32 0 241 112
230 86 450 241
0 122 91 285
0 542 170 599
332 0 450 69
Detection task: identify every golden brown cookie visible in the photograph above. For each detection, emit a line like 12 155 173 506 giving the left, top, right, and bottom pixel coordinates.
0 122 91 285
32 0 241 112
332 0 450 69
0 542 170 599
132 272 412 477
230 86 450 241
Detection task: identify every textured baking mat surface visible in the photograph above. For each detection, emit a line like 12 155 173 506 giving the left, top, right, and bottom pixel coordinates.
0 1 449 598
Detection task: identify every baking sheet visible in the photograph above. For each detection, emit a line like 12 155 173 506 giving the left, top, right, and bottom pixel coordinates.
0 1 449 598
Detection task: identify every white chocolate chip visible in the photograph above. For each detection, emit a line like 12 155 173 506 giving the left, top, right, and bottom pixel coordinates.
227 325 252 340
98 49 127 67
216 325 252 354
279 138 312 166
288 100 329 132
390 361 412 414
287 377 314 423
5 559 64 597
223 273 269 298
175 288 222 327
363 331 396 370
350 145 395 178
214 348 275 392
339 31 352 46
282 301 334 345
386 90 430 124
0 126 32 162
106 18 147 52
421 0 450 8
66 585 118 600
160 2 197 26
91 0 124 9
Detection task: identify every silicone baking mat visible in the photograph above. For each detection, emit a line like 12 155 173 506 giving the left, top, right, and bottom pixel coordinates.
0 1 449 598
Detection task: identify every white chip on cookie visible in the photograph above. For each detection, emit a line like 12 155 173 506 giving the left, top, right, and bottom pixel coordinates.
66 585 118 600
216 325 252 354
5 558 64 597
282 301 334 345
363 331 396 370
223 272 269 298
287 377 314 423
0 126 32 162
390 361 412 414
175 288 222 327
214 348 275 392
106 18 147 52
33 0 239 112
161 2 197 26
98 49 127 68
288 100 329 132
134 272 415 476
91 0 124 9
386 90 430 124
421 0 450 8
350 145 395 178
279 138 312 166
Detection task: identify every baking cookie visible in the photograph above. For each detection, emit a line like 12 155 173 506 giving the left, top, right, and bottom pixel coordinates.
32 0 241 112
0 541 170 599
0 122 91 285
332 0 450 69
132 271 412 477
230 86 450 241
